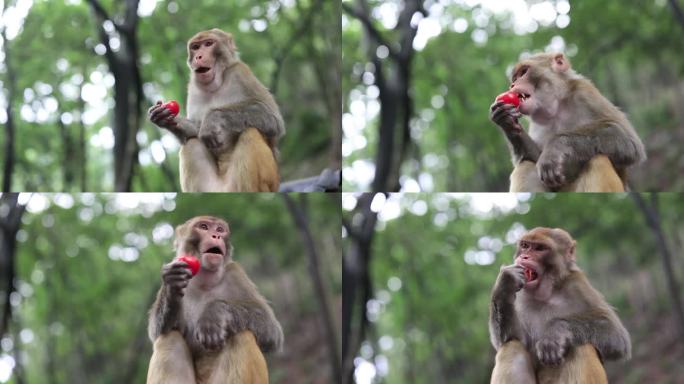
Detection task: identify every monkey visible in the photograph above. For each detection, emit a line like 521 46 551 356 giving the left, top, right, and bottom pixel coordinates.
489 227 630 384
148 29 284 192
489 53 646 192
146 216 283 384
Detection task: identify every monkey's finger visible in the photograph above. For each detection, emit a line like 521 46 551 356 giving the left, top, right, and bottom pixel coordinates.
167 263 192 275
150 107 172 121
148 103 167 116
490 101 505 112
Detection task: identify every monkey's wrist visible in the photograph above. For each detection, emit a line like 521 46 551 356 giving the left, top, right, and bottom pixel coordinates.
492 289 516 304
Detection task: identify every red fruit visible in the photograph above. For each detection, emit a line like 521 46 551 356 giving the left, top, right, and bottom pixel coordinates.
176 255 200 276
163 100 180 116
495 91 520 107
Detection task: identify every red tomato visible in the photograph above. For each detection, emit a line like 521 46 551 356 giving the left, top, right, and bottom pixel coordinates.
163 100 180 116
176 255 200 276
495 91 520 107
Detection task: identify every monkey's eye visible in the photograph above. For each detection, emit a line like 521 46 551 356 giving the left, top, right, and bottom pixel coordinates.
205 41 213 47
520 242 529 250
199 223 209 230
191 44 200 50
216 226 225 233
533 244 545 251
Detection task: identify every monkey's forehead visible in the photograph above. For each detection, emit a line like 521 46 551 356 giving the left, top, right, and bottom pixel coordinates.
182 215 229 226
188 29 232 44
521 227 573 244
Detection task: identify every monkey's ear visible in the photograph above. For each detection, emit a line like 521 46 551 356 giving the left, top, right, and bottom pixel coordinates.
224 33 237 52
552 53 570 73
567 240 577 262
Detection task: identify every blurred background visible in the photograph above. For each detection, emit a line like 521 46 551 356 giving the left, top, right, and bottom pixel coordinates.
0 0 340 192
342 0 684 192
343 193 684 383
0 192 341 383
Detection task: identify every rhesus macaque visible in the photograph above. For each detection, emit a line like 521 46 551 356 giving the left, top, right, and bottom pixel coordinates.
148 29 284 192
489 227 630 384
490 53 646 192
147 216 283 384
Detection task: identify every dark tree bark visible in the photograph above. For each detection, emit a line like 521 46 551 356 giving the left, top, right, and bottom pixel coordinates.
631 192 684 342
343 0 425 192
668 0 684 30
341 193 380 384
1 17 18 192
87 0 143 192
0 193 26 337
283 194 341 384
77 69 89 192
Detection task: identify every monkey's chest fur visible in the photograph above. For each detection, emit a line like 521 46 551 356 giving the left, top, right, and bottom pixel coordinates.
514 292 585 354
179 285 244 357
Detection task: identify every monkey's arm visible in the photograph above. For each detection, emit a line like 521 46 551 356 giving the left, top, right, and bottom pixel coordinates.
490 101 541 164
505 130 541 164
147 262 192 341
202 100 284 140
169 117 201 143
489 265 526 349
194 300 283 353
539 121 646 188
148 102 200 143
545 309 631 361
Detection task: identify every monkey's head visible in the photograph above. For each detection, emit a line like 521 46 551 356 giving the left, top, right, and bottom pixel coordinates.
174 216 233 272
187 29 237 87
509 53 579 123
514 227 578 292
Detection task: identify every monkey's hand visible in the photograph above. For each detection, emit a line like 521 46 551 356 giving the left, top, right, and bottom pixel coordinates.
149 101 200 143
199 110 232 152
149 101 178 130
490 101 524 134
537 140 584 190
161 260 193 300
493 264 526 299
536 320 572 365
194 311 228 351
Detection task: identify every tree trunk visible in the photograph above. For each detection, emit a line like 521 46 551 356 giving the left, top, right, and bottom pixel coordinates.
283 194 342 384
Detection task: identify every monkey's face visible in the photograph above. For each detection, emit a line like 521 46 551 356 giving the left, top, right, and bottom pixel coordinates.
175 216 231 272
193 218 229 271
515 228 576 292
509 55 570 124
188 37 220 85
514 237 547 290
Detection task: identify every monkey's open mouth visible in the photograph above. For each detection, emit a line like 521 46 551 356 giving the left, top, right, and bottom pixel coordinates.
519 93 530 101
524 268 538 282
195 67 211 74
204 246 224 255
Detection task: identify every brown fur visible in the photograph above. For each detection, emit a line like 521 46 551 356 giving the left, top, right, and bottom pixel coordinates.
510 155 624 192
492 341 607 384
216 128 279 192
147 330 268 384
